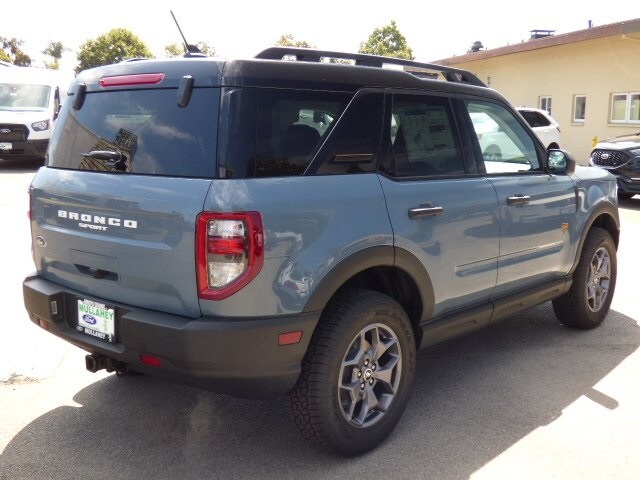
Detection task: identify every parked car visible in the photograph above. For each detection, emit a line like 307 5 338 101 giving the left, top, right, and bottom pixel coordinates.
590 133 640 199
517 107 561 150
23 47 619 456
0 67 72 162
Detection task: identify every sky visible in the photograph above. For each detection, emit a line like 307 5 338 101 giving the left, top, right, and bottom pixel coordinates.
3 0 637 73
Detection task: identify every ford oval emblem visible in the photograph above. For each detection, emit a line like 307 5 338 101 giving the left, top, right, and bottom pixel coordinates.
0 128 11 134
82 314 98 325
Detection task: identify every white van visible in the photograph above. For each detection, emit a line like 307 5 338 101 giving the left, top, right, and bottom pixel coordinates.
0 67 72 162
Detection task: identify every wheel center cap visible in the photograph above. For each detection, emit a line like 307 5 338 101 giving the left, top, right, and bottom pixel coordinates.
363 369 373 380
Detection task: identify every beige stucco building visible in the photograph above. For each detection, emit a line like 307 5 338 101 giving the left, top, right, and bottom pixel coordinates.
435 18 640 164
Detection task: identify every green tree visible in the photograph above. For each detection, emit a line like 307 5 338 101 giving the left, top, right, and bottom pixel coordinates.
359 20 414 60
165 41 214 57
43 41 65 70
0 37 32 66
275 34 313 48
76 28 153 73
165 43 184 58
195 41 215 56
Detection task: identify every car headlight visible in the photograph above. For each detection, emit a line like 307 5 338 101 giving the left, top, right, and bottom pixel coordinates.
628 148 640 157
31 120 50 132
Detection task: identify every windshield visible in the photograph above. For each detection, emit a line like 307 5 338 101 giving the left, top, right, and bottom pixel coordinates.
48 87 219 178
0 83 51 110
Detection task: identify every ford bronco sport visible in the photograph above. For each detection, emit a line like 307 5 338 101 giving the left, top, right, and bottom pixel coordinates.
23 47 620 455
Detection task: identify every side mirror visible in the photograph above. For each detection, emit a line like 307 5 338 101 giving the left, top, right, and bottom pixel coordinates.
548 149 575 175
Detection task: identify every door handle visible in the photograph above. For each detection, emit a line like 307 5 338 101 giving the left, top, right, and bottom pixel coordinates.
507 194 531 206
408 205 444 219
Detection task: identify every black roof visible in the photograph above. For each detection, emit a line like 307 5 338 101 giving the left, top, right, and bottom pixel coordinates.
73 48 501 101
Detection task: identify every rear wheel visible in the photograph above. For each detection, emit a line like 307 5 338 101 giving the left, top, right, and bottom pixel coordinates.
553 228 617 329
289 289 416 456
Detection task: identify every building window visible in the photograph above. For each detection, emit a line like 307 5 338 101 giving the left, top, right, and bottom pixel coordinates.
573 95 586 123
610 93 640 123
539 96 552 115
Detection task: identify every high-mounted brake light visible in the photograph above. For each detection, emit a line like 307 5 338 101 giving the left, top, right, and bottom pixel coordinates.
196 212 264 300
99 73 165 87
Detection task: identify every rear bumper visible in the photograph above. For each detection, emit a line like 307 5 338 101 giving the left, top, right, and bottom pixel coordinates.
23 274 319 398
0 139 48 161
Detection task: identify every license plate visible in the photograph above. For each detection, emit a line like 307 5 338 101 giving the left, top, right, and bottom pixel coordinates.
0 142 12 150
77 298 116 343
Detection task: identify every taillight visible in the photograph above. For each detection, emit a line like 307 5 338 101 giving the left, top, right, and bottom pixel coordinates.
196 212 264 300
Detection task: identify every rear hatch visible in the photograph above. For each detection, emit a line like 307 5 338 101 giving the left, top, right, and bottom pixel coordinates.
29 60 223 318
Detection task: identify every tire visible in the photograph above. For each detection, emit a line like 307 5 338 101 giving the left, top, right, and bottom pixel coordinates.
289 289 416 456
483 144 502 162
553 228 617 329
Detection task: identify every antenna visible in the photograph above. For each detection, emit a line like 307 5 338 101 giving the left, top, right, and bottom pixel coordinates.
170 10 203 55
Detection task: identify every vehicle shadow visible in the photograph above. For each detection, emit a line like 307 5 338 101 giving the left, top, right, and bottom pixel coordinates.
619 196 640 211
1 303 638 480
0 158 43 173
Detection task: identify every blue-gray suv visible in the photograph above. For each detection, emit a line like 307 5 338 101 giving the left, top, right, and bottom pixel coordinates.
23 47 620 455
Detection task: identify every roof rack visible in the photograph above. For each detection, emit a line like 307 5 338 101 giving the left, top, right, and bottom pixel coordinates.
255 47 486 87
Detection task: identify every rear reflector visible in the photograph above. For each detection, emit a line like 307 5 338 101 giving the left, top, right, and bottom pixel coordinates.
278 331 303 346
100 73 165 87
139 354 162 368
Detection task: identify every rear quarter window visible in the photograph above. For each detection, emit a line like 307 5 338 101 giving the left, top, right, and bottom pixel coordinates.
48 88 219 178
219 88 351 178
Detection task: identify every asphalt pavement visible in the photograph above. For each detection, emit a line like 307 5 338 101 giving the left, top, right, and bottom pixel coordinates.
1 161 639 479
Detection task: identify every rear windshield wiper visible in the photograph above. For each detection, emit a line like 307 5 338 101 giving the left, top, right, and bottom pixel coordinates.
81 150 128 171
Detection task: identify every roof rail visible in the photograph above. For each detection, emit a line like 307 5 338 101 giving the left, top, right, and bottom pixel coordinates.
255 47 486 87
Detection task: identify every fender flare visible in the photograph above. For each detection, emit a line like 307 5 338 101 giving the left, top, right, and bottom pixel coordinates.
303 245 435 323
570 202 620 275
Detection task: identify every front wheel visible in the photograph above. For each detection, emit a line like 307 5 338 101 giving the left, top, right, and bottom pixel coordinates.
289 289 416 456
553 228 617 329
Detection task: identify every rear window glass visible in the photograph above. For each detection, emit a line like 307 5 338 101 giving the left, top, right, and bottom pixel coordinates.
219 88 351 178
519 110 551 128
48 88 219 178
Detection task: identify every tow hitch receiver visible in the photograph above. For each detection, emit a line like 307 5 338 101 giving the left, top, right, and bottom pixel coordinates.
85 353 128 375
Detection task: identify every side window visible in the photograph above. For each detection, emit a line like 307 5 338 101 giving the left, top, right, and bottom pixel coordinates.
385 94 464 178
312 92 384 175
467 101 540 174
220 88 351 178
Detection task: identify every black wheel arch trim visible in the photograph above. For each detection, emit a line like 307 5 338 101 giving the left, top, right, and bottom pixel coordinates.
302 245 435 322
570 202 620 275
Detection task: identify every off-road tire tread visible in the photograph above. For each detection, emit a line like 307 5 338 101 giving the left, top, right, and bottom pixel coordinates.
552 227 616 329
289 289 414 455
